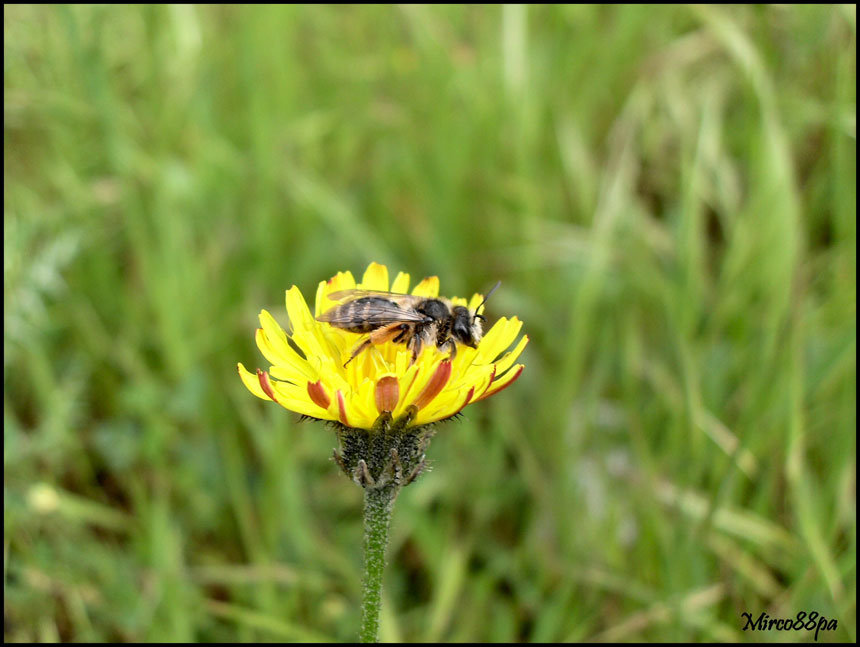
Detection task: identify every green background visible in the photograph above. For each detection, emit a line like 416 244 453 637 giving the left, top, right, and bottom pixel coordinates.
4 4 856 642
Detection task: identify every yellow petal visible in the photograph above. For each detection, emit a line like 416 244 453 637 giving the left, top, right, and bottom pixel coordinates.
286 286 316 333
316 271 359 317
412 276 439 297
390 271 410 294
492 334 529 376
360 262 389 291
287 286 338 360
319 270 357 314
255 329 315 382
259 310 313 363
449 345 479 373
315 355 352 393
414 385 473 425
314 281 327 318
267 379 334 418
330 270 356 292
349 378 378 428
397 356 445 413
476 364 524 401
270 381 337 419
411 360 452 410
391 362 423 417
254 327 283 366
258 309 288 344
475 317 523 364
447 362 494 394
237 363 270 400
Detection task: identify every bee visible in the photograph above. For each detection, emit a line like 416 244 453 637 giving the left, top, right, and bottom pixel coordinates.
317 281 501 366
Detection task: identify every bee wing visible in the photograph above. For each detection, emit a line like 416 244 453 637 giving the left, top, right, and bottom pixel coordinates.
316 299 428 325
325 289 427 309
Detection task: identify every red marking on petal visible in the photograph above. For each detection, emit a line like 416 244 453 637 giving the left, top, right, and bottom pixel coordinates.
403 369 420 401
451 386 475 417
479 366 497 399
307 380 331 410
256 369 279 404
476 365 524 401
412 360 452 411
337 389 349 426
374 376 400 413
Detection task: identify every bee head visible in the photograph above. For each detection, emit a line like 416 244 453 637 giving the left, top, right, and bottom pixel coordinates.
461 280 500 348
451 305 480 348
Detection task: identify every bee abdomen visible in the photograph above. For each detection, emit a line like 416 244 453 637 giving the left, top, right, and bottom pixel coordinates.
332 297 397 333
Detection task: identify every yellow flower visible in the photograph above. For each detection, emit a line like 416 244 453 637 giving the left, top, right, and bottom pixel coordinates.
238 262 527 429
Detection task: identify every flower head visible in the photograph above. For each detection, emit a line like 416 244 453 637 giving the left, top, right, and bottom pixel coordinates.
238 262 527 430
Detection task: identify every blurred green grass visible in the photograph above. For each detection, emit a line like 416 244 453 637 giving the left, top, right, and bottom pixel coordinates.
4 4 855 642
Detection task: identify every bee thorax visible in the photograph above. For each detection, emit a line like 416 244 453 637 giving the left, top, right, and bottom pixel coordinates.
416 299 451 321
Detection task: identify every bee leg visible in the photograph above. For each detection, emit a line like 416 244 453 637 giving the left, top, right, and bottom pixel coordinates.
391 323 411 344
344 338 373 367
408 337 424 367
438 338 457 361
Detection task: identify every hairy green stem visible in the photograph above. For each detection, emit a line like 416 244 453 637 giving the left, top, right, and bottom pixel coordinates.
359 484 398 643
